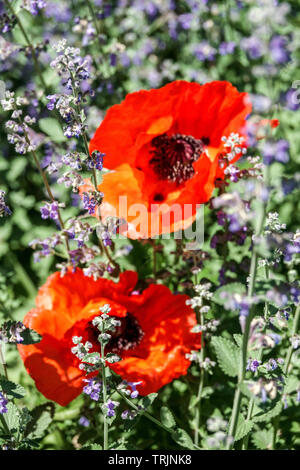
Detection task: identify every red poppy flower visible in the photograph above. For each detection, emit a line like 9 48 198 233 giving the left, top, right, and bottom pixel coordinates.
83 80 251 238
18 270 200 406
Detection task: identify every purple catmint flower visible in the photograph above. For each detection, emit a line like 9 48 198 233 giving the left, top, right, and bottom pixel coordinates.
281 178 298 196
269 36 290 64
261 387 267 403
0 190 12 217
0 393 8 414
86 151 105 172
82 193 97 215
290 286 300 304
104 399 119 417
44 2 72 21
40 201 59 220
101 231 112 247
219 42 236 56
269 333 282 345
83 378 102 401
266 359 278 371
121 410 130 419
9 321 26 343
46 94 57 111
290 335 300 349
284 239 300 262
128 381 142 398
276 140 290 163
79 416 90 427
193 41 216 61
241 36 264 59
25 0 47 16
168 18 178 40
216 211 226 226
262 140 289 165
178 13 193 30
247 359 261 373
97 3 112 19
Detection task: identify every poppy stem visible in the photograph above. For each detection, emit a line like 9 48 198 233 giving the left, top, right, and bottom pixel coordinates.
100 326 109 450
226 167 269 449
100 240 120 272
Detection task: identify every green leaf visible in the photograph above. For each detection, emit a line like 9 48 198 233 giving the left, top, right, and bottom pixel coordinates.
80 443 102 450
233 334 243 348
189 395 200 409
252 400 282 423
235 415 254 441
108 440 136 450
239 382 259 401
160 406 176 429
20 327 42 345
201 386 214 399
189 387 213 410
39 118 66 143
5 402 20 433
54 408 80 421
0 378 26 400
211 336 240 377
139 393 158 409
25 403 55 439
82 352 101 364
284 375 299 395
7 158 27 181
171 428 195 450
252 429 273 450
0 80 5 100
213 283 246 306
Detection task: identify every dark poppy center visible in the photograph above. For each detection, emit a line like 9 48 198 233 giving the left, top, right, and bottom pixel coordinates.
149 133 204 185
87 313 144 354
